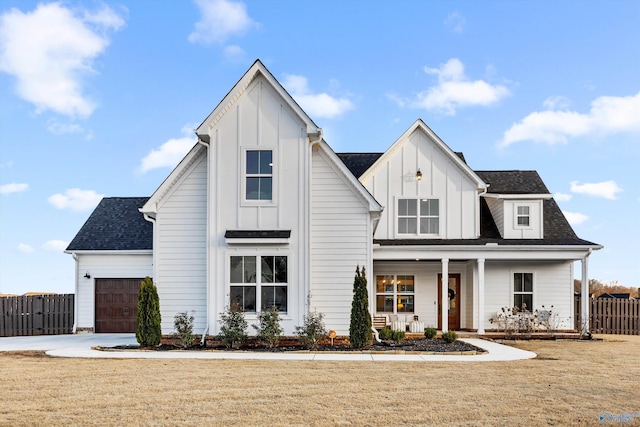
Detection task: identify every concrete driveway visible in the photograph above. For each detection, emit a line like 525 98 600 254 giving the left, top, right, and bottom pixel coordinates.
0 333 137 351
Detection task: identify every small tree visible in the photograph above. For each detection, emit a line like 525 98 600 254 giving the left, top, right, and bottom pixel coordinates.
253 306 283 348
349 266 373 348
136 277 162 348
295 309 327 350
219 303 248 349
173 311 195 349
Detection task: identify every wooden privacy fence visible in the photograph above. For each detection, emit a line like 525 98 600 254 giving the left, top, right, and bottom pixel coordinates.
575 296 640 335
1 294 74 337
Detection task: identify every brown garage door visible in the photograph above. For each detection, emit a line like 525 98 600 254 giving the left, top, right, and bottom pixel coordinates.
95 278 142 333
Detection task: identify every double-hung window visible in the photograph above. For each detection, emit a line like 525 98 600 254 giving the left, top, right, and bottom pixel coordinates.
375 275 415 313
398 198 439 236
246 150 272 201
516 205 530 227
230 255 287 313
513 272 533 310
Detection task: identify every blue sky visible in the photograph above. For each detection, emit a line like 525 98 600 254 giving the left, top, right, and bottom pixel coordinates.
1 1 638 295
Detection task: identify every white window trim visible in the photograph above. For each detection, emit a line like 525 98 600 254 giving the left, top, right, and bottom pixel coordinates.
511 271 535 310
241 147 277 206
514 203 533 229
395 197 441 238
227 252 289 315
375 274 416 314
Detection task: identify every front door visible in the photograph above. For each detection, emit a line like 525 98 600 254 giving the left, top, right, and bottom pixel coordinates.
437 274 461 330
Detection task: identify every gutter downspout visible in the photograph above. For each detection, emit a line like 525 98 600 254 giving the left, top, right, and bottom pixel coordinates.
197 136 210 345
72 253 79 333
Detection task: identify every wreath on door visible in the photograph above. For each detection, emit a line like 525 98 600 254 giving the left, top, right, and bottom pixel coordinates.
448 288 456 301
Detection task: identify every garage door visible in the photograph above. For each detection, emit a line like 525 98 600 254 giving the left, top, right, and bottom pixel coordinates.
95 278 142 333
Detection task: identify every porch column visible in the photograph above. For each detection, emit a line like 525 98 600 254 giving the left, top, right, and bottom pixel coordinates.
477 258 485 334
581 251 591 334
441 258 449 332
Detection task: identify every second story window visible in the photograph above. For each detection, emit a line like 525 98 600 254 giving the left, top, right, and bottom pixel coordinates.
516 205 530 227
398 198 439 236
246 150 272 201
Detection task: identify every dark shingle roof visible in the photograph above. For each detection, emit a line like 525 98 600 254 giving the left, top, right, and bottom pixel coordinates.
336 153 383 177
66 197 152 251
475 170 550 194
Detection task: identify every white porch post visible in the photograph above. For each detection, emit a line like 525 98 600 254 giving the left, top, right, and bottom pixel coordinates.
581 251 591 334
441 258 449 332
477 258 485 334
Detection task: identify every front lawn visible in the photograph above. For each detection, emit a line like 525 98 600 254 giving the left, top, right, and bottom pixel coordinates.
0 334 637 426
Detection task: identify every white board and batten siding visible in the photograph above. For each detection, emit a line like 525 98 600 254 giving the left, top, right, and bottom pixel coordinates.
311 147 372 334
482 260 574 331
206 75 309 335
154 153 208 334
75 253 153 330
361 127 479 240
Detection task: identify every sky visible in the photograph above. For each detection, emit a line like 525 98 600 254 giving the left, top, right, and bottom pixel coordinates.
1 0 638 295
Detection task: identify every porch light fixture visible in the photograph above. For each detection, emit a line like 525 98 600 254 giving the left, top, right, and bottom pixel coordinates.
416 169 423 181
84 272 91 279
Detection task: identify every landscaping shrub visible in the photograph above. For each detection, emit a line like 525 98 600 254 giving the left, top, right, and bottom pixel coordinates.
378 327 393 341
424 326 437 339
219 303 248 349
442 330 458 343
136 277 161 348
295 309 327 350
391 329 405 342
173 311 195 349
349 266 373 349
253 306 283 348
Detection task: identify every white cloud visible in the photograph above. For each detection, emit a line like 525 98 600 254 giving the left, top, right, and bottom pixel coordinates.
188 0 256 45
138 126 197 173
43 240 69 252
502 91 640 146
0 182 28 194
283 74 354 119
0 3 125 118
48 188 104 211
17 243 34 254
554 192 572 202
543 96 570 110
563 211 588 225
400 58 509 115
570 180 623 200
444 11 466 33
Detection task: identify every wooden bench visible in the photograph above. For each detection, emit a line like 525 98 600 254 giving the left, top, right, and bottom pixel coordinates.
373 315 387 330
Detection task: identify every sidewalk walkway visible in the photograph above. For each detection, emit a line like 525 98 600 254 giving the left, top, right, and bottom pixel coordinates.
1 334 536 362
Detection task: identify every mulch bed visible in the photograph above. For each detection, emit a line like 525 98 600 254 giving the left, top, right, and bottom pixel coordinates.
108 338 485 354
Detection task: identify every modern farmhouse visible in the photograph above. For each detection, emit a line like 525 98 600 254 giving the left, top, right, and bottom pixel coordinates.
66 60 601 336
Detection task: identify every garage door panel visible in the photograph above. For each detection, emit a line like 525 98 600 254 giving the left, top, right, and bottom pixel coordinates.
95 278 143 333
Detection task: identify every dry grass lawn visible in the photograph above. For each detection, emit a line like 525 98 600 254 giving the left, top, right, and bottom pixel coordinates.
1 334 639 426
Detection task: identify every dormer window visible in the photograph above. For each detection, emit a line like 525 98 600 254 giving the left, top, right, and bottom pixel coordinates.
397 198 439 236
516 205 530 227
246 150 272 200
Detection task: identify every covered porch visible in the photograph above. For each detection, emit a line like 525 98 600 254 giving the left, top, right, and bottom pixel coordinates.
371 246 595 333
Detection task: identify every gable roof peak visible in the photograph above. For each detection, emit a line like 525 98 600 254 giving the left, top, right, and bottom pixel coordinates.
196 59 319 140
359 119 486 189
